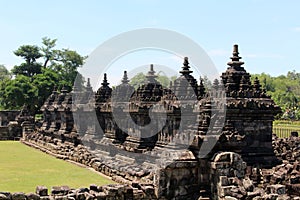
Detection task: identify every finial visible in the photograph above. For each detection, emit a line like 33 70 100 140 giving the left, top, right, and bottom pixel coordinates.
233 44 239 56
122 71 129 84
227 44 244 68
184 57 189 65
101 73 109 87
145 64 158 84
231 44 242 61
87 78 91 87
148 64 156 75
180 56 193 75
85 77 93 92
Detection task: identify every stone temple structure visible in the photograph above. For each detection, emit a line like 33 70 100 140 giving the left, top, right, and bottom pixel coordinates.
24 44 284 199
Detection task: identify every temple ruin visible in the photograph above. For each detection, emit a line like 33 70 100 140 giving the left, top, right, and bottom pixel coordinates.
22 44 296 199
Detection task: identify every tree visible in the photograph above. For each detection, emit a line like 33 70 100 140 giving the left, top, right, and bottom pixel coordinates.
12 45 43 77
49 49 86 90
157 75 171 87
0 65 11 81
202 75 212 90
0 37 86 114
287 70 300 81
41 37 57 67
14 45 42 65
12 62 43 77
0 75 37 112
32 68 60 111
130 72 146 89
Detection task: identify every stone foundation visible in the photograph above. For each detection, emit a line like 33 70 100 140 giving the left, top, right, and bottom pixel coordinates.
21 132 300 199
23 132 203 199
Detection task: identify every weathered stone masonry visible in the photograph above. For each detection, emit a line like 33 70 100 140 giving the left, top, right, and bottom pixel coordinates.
0 109 34 140
20 44 300 199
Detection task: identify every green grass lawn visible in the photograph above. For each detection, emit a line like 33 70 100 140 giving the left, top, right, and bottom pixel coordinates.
0 141 114 193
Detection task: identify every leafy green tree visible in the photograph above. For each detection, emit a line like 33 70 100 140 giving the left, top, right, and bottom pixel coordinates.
287 70 300 81
41 37 57 67
130 72 146 89
157 75 171 87
12 63 43 77
0 37 86 114
0 75 37 112
0 65 11 81
202 75 212 90
12 45 43 77
14 45 42 64
50 49 86 90
32 68 60 111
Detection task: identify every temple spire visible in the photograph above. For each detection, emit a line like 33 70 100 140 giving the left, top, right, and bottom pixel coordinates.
145 64 158 83
86 78 93 92
87 78 91 87
101 73 109 87
227 44 244 69
180 57 193 75
121 71 130 84
253 77 262 91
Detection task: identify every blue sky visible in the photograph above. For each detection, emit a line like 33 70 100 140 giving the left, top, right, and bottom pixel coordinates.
1 0 300 86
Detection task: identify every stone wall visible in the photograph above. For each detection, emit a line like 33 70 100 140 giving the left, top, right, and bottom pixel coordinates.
0 126 9 140
0 183 154 200
0 111 20 140
154 160 199 199
0 111 19 126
